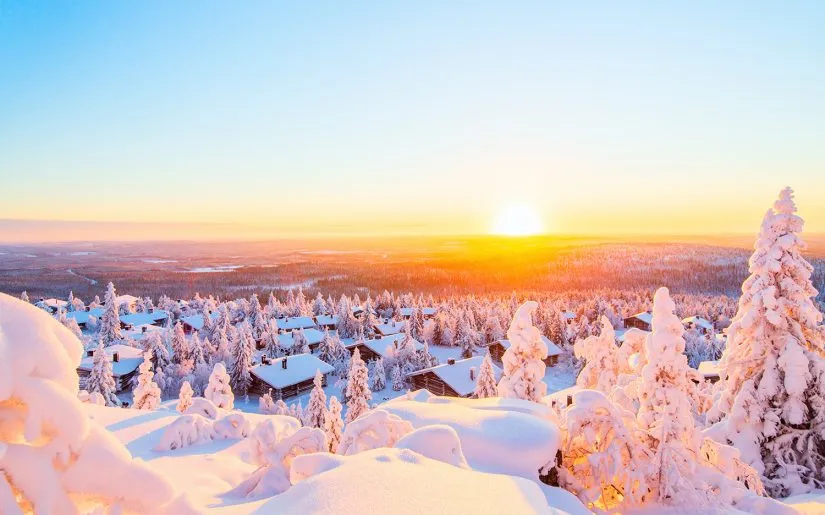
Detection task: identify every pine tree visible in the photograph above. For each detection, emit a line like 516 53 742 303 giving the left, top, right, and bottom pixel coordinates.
293 328 310 355
191 332 207 366
497 301 547 402
133 352 161 410
20 290 29 303
709 188 825 496
474 352 498 399
456 315 477 358
214 326 231 363
411 306 426 341
204 362 235 409
305 370 328 429
263 319 283 358
87 341 119 407
312 292 327 316
248 293 266 340
177 380 194 413
391 363 404 391
259 389 276 414
274 398 289 416
370 358 387 391
170 321 189 364
345 348 372 423
100 282 122 345
144 331 171 372
325 396 344 453
574 316 619 393
231 325 254 395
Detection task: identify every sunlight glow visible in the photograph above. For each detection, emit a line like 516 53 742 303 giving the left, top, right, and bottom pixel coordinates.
491 204 544 236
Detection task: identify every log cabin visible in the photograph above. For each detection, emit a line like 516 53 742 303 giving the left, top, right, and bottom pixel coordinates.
623 311 653 331
407 356 502 398
76 344 143 392
249 354 334 400
346 333 424 362
488 335 562 367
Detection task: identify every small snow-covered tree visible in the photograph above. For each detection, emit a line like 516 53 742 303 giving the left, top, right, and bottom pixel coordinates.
292 328 310 355
87 341 119 407
497 301 547 402
262 319 283 358
345 348 372 423
204 362 234 409
474 352 498 399
177 380 194 413
19 290 29 302
170 321 189 364
338 409 414 455
259 389 276 414
574 316 619 392
305 370 328 429
325 395 344 453
231 324 254 395
370 357 387 391
709 188 825 497
100 281 122 345
133 352 162 410
391 363 404 391
274 398 289 416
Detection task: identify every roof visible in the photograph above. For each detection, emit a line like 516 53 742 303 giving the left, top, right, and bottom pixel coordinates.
314 314 339 326
251 354 334 389
276 316 317 331
77 344 144 377
114 294 140 307
682 316 714 331
407 356 502 397
66 307 105 324
37 298 68 309
698 360 722 379
359 333 424 358
495 335 561 357
279 328 325 349
398 307 437 317
562 311 576 320
122 324 163 341
617 327 650 343
373 320 405 336
180 312 219 331
120 310 169 327
626 312 653 325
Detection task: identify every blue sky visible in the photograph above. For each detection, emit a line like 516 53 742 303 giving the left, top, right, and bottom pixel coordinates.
1 1 823 236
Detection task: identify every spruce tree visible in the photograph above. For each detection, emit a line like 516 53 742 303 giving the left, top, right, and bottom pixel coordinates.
474 352 498 399
132 352 161 410
100 282 122 345
497 301 548 402
305 370 328 429
325 396 344 453
345 348 372 423
391 363 404 391
370 358 387 391
87 341 119 407
177 380 194 413
231 325 254 395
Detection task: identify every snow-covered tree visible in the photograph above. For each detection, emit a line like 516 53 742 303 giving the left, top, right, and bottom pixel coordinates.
293 328 310 355
87 341 119 407
274 398 289 416
709 187 825 497
574 316 619 392
259 389 276 414
170 321 189 364
262 319 283 358
19 290 29 302
391 363 404 391
324 395 344 453
204 362 234 409
133 352 162 410
304 370 328 429
100 281 122 345
345 348 372 423
231 324 254 395
497 301 547 402
456 315 477 358
338 409 414 455
474 352 498 399
177 380 194 413
370 357 387 391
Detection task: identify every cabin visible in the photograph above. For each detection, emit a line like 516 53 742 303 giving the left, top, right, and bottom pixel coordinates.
373 319 405 337
275 316 317 332
277 328 325 353
698 360 723 383
76 344 144 391
120 309 169 330
314 314 339 330
488 336 562 367
66 307 106 329
616 327 650 347
398 307 438 319
347 333 424 362
123 324 163 342
624 312 653 332
249 354 334 400
36 298 69 314
407 356 502 398
682 316 714 334
180 312 219 334
562 311 576 323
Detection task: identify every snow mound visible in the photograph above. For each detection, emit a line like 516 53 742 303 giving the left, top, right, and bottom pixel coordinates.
155 414 217 451
185 396 221 420
262 447 566 514
383 391 560 478
395 424 469 468
338 409 414 455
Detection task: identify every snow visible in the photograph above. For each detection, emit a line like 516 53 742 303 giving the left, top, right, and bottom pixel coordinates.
187 265 244 273
357 333 424 358
374 319 405 336
276 316 317 331
259 448 564 514
120 310 169 327
698 359 722 379
251 354 334 389
398 307 437 317
77 343 144 377
497 334 562 357
407 355 502 397
180 311 219 331
681 315 714 332
383 392 560 479
627 311 653 325
278 327 324 349
314 314 339 326
66 307 105 325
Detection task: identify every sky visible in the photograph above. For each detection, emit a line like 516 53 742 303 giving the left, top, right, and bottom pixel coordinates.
1 1 823 240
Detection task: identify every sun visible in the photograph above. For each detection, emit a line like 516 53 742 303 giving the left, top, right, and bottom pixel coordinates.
491 204 544 236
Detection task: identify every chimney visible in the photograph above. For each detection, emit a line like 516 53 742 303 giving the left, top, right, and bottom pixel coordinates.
282 358 288 370
112 352 120 363
86 349 94 357
447 358 455 365
142 326 147 333
566 394 573 407
469 366 476 381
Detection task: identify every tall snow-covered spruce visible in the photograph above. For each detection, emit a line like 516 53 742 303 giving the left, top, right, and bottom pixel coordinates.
99 281 122 345
497 301 547 402
305 370 328 429
473 352 498 399
132 352 162 410
345 348 372 423
87 340 120 407
709 187 825 497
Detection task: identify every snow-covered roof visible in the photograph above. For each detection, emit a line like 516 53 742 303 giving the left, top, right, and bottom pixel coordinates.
122 324 163 341
698 360 722 379
398 307 437 317
66 307 105 324
276 316 317 331
360 333 423 358
617 327 650 343
407 356 502 397
682 316 714 331
251 354 334 389
180 312 218 331
120 310 168 327
496 335 561 357
36 298 68 309
114 294 140 307
562 311 576 320
279 328 325 349
373 320 405 336
77 344 144 377
626 311 653 324
314 314 339 326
